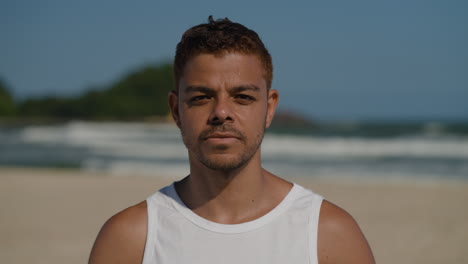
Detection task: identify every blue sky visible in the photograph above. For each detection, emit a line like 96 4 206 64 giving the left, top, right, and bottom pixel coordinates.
1 0 467 121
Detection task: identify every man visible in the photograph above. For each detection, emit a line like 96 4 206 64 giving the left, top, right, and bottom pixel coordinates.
89 16 375 264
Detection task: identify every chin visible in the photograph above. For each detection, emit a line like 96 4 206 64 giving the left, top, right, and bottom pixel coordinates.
200 154 247 172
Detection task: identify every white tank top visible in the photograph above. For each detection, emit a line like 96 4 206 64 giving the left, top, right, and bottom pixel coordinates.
142 183 323 264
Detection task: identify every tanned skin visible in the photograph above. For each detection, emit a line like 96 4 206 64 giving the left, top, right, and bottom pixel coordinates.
89 53 375 264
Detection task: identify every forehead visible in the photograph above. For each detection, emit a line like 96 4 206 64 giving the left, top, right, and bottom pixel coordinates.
179 53 267 91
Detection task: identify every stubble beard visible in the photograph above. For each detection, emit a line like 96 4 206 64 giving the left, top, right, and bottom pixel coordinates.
181 124 265 172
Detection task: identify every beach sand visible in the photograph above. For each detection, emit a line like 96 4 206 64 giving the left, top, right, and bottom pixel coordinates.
1 167 467 264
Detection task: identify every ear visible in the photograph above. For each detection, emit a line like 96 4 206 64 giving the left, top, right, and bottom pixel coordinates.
265 89 279 128
168 90 181 128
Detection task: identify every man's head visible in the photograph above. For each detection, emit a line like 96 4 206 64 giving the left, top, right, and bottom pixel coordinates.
174 16 273 90
170 17 278 172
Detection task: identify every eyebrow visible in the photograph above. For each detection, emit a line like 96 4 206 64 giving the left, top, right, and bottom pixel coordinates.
230 85 260 94
184 85 260 95
184 86 215 95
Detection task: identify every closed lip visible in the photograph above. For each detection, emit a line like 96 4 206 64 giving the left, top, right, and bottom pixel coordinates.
205 132 240 140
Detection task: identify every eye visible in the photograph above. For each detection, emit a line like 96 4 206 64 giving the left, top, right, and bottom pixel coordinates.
188 95 211 105
235 94 256 104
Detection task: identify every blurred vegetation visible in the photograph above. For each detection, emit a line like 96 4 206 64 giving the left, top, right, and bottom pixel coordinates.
0 63 174 120
0 79 16 116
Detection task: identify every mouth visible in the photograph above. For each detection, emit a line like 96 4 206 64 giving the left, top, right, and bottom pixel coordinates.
205 132 240 145
199 126 244 145
205 132 240 140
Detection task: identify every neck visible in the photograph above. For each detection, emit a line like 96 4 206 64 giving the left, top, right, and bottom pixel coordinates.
175 152 292 224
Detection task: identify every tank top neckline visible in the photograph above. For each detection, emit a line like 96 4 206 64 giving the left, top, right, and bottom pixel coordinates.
164 182 301 234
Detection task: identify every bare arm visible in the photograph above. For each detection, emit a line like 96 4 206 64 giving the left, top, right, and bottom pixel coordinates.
318 200 375 264
89 201 147 264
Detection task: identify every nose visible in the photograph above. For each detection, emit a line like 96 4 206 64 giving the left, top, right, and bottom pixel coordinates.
208 97 233 125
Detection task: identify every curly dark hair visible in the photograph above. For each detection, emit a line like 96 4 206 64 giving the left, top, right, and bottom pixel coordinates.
174 16 273 90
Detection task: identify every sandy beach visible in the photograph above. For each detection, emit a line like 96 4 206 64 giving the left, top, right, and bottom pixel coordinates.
1 167 467 264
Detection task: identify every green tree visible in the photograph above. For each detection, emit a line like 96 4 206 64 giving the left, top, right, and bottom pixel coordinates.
17 62 174 120
19 97 79 118
99 63 174 118
0 79 16 116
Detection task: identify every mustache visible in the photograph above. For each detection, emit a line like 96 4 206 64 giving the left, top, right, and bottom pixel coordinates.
198 124 245 141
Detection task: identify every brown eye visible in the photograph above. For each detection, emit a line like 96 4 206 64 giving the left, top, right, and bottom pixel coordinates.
235 94 256 104
189 95 210 105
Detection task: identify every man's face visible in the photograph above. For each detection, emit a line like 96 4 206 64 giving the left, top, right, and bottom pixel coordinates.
169 53 278 171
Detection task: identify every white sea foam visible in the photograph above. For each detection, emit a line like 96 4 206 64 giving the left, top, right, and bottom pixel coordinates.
262 134 468 159
20 122 468 159
20 121 180 143
8 121 468 180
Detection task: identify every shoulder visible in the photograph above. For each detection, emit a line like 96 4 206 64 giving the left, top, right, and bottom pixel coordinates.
89 201 148 264
317 200 375 264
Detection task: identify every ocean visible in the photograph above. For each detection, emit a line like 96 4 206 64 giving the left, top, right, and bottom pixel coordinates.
1 121 467 182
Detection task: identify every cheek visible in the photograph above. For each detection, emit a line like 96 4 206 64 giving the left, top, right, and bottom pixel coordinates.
180 112 209 134
239 108 268 136
179 107 200 124
241 105 268 123
181 118 198 133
